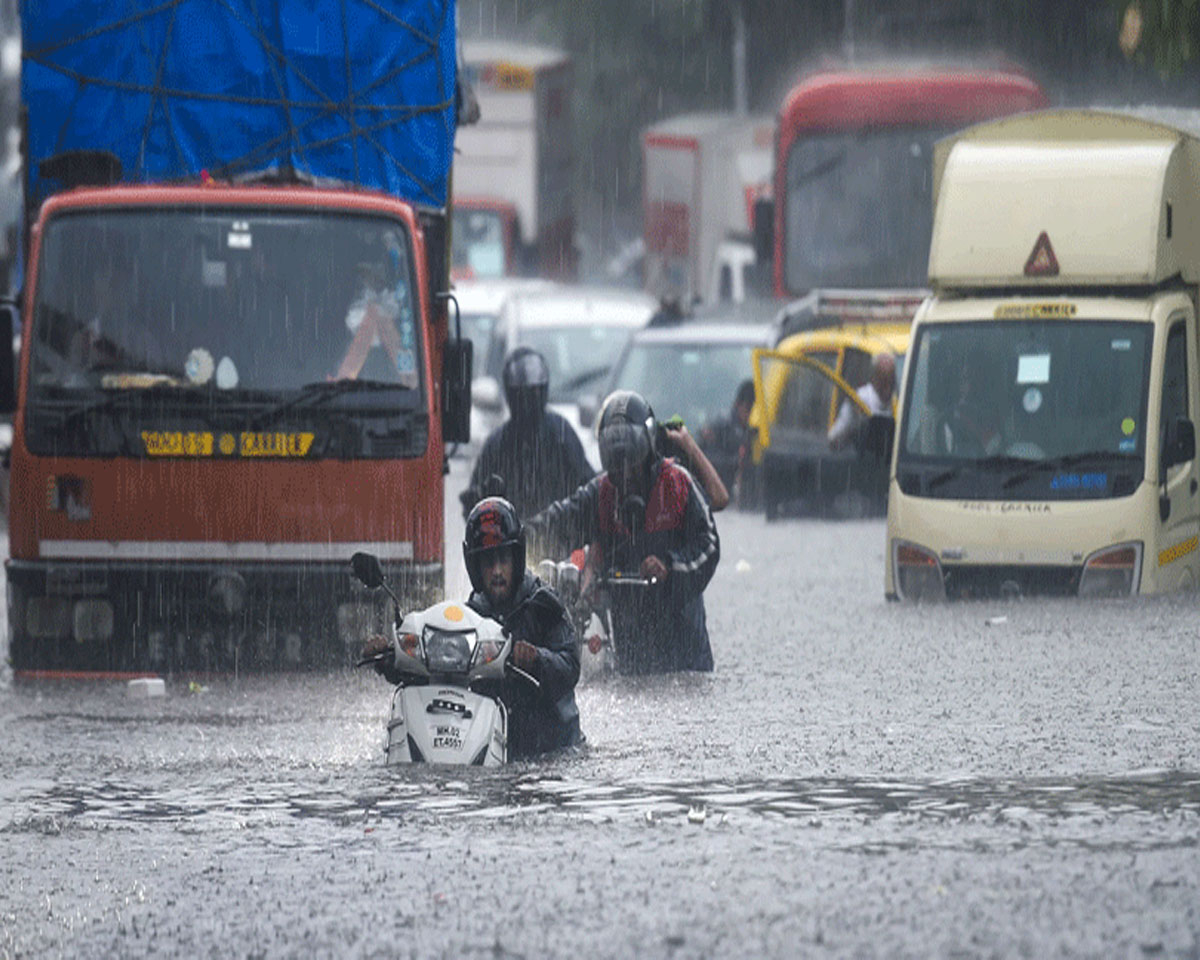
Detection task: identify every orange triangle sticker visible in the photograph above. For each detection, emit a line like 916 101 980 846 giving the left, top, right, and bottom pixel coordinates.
1024 231 1059 277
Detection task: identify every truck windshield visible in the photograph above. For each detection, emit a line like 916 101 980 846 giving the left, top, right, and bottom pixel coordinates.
452 207 506 279
783 127 948 294
897 320 1153 500
27 208 426 456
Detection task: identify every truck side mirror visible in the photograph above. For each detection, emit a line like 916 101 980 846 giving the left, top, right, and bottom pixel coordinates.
442 337 473 445
752 196 774 266
0 303 15 415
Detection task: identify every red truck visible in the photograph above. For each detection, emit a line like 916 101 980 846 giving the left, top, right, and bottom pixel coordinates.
763 63 1048 314
5 1 470 676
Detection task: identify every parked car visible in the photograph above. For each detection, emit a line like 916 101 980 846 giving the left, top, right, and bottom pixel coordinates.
475 286 657 463
750 316 911 520
603 317 775 492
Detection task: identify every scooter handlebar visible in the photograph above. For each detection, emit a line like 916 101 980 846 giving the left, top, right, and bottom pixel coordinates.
504 661 541 689
603 575 658 587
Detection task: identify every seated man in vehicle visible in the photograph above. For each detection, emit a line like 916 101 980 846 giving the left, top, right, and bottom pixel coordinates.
942 348 1004 456
364 497 582 758
528 390 720 674
828 352 895 448
461 347 596 520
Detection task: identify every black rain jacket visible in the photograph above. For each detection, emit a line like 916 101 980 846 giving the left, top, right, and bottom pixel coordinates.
468 571 582 759
530 458 719 674
461 410 596 521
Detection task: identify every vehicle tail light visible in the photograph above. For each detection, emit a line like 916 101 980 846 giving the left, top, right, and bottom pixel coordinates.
893 541 946 602
1078 543 1141 598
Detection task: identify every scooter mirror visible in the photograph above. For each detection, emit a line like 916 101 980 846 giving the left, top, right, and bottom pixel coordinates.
350 551 385 589
557 562 581 606
536 558 559 588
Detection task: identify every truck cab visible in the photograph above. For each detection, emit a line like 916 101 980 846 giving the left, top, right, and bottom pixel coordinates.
888 110 1200 600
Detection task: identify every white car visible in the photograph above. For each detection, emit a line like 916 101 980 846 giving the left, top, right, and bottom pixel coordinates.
475 285 658 466
450 277 554 454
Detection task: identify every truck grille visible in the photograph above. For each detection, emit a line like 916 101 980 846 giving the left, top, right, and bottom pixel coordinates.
942 564 1082 600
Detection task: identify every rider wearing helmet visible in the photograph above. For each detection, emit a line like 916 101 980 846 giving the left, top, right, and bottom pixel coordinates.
460 496 582 757
461 347 596 520
528 390 719 674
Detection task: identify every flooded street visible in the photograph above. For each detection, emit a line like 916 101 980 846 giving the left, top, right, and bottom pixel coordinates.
2 462 1199 958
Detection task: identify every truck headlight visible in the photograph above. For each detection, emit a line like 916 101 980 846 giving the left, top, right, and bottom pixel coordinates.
893 540 946 602
1078 543 1141 598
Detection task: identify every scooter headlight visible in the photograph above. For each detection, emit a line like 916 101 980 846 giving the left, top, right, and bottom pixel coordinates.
423 628 475 674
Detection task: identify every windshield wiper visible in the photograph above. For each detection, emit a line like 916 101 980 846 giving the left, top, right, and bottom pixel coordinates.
792 151 846 188
250 379 413 428
54 382 186 431
923 455 1036 492
1001 451 1137 491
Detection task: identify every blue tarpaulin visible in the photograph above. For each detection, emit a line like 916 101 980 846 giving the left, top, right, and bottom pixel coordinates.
21 0 456 208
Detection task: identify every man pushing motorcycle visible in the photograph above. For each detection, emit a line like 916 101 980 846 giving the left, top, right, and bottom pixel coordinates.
363 497 582 758
528 390 720 674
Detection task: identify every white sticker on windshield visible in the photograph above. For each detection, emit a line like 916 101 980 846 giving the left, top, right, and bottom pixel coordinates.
227 232 252 249
1017 353 1051 384
1111 339 1131 351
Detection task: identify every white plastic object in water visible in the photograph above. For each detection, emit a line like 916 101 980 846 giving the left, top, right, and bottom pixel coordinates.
127 677 166 698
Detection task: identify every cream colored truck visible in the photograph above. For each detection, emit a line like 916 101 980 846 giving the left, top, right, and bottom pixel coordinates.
887 110 1200 600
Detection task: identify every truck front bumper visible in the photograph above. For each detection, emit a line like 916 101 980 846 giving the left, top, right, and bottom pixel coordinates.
6 557 443 674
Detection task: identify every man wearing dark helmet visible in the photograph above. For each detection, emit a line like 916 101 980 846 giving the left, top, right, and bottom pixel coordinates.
460 496 582 756
366 495 582 757
529 390 720 674
461 347 596 520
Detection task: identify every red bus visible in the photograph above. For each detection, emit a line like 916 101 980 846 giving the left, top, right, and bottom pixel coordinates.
771 65 1048 301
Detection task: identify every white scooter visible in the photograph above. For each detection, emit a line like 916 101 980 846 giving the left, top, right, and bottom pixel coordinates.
351 552 538 766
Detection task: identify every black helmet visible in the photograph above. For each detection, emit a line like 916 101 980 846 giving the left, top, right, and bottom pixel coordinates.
597 390 658 480
463 497 526 594
502 347 549 421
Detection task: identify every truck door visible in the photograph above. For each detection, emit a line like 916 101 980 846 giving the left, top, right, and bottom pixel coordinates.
1154 313 1200 590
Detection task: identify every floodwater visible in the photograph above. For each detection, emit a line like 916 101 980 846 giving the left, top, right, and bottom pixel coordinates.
2 460 1199 958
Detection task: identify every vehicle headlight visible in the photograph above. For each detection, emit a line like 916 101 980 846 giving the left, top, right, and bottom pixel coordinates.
893 540 946 602
423 628 475 674
1078 542 1141 598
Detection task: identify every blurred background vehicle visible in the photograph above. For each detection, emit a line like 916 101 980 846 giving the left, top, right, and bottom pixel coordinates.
750 297 911 519
452 276 554 455
641 112 774 306
754 61 1048 315
474 285 657 463
752 353 893 520
602 304 776 496
453 39 577 281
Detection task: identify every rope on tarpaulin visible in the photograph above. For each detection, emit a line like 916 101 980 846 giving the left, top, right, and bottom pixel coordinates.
21 0 455 203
